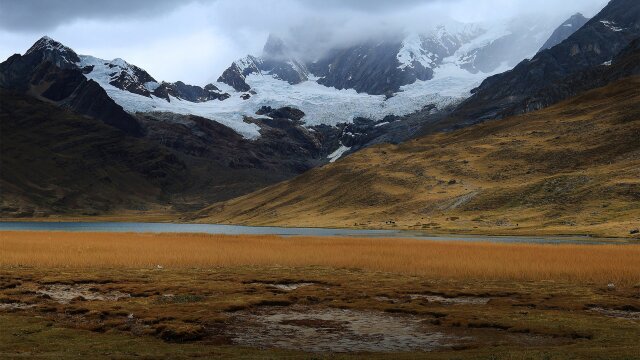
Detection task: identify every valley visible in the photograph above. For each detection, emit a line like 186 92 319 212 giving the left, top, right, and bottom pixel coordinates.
1 0 639 358
197 77 640 239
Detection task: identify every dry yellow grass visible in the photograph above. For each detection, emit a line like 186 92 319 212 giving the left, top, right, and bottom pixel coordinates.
2 231 639 285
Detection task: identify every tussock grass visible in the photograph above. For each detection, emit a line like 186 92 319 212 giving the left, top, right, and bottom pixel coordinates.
1 231 639 285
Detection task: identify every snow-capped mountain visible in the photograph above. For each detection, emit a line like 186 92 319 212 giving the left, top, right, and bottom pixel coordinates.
3 16 560 143
77 55 231 103
222 18 559 96
217 35 310 93
8 37 470 140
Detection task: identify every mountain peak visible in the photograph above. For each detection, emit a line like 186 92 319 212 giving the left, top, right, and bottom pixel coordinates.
26 36 65 54
538 12 590 51
24 36 80 67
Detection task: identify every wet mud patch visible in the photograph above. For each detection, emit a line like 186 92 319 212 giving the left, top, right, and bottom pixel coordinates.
37 284 130 304
376 294 490 305
246 280 323 292
229 306 460 353
410 294 491 305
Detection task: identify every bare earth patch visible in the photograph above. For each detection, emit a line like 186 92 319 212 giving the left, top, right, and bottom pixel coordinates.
229 306 458 353
37 284 130 304
270 283 315 291
0 303 34 310
589 307 640 320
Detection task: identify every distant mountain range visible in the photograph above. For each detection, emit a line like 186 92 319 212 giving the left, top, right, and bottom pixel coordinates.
218 16 561 96
2 0 636 219
196 0 640 237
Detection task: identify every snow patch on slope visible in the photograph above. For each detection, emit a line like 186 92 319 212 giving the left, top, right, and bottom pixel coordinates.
397 34 434 70
328 143 352 163
600 20 623 32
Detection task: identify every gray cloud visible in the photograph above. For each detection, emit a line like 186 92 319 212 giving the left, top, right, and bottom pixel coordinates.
0 0 436 31
0 0 610 84
206 0 609 61
298 0 430 11
0 0 195 31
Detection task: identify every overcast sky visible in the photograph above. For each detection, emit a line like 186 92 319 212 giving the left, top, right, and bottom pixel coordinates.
0 0 609 85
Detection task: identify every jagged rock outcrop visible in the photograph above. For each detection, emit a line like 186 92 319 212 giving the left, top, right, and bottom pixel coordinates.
217 60 254 92
153 81 230 102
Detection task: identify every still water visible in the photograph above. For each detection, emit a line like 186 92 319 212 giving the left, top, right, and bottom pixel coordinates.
0 222 632 245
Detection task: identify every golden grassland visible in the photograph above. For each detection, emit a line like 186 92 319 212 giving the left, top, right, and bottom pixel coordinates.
2 231 639 285
2 231 640 358
197 78 640 238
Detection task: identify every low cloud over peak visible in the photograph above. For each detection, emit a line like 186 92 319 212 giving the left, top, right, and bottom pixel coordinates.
0 0 609 84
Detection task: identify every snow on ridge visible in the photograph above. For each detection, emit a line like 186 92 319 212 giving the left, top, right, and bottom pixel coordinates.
78 54 261 139
75 46 506 141
26 36 70 55
78 55 149 88
235 55 261 73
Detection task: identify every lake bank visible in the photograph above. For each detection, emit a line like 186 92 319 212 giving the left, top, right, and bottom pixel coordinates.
0 221 635 245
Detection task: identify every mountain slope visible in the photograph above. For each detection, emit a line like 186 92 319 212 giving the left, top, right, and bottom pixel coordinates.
195 76 640 238
0 89 344 216
0 90 186 216
444 0 640 126
539 13 589 52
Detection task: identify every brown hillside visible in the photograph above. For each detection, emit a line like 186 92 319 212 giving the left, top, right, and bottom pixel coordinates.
196 77 640 238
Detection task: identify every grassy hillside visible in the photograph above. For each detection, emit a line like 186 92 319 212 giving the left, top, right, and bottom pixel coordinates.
197 77 640 238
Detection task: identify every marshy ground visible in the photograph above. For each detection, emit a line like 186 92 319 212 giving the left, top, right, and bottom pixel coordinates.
1 232 639 359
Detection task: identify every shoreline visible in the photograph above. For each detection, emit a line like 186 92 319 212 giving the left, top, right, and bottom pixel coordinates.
0 223 635 245
1 214 639 242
